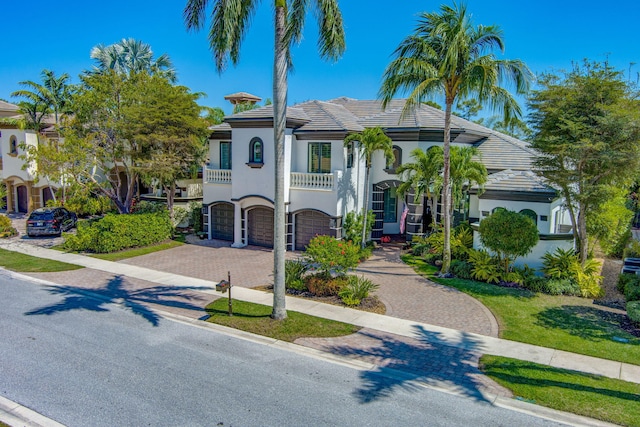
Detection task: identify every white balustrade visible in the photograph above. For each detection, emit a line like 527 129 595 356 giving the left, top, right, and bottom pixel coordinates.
205 168 232 184
290 172 334 190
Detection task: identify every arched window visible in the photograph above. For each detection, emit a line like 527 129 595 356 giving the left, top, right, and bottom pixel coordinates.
519 209 538 225
9 136 18 154
491 207 506 214
391 146 401 169
249 137 263 164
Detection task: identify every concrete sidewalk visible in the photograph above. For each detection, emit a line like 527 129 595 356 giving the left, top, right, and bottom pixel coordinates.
1 239 639 386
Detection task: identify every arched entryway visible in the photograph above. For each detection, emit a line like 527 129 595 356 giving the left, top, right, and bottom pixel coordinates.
209 202 234 241
247 206 274 248
16 185 28 213
372 180 403 241
294 210 333 250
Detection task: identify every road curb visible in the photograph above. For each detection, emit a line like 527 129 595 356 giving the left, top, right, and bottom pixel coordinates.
0 395 65 427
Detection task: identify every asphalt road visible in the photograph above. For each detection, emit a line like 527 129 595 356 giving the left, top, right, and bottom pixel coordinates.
0 273 563 427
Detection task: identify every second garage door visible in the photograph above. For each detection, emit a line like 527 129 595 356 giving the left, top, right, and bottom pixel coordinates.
295 210 332 250
247 207 274 248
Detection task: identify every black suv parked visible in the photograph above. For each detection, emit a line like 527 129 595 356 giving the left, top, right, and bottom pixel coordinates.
26 207 77 237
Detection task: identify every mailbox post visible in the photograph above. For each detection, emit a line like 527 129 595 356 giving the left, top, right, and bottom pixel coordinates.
215 271 233 316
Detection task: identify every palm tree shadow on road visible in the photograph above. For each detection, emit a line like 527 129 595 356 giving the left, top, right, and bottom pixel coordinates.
24 275 213 326
322 325 491 403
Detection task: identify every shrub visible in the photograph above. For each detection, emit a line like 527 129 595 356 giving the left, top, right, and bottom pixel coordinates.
0 214 18 238
172 206 189 228
468 249 501 284
522 276 549 293
189 202 203 233
63 212 172 253
479 209 539 272
450 260 473 279
0 215 12 230
423 252 442 265
617 273 638 294
338 275 379 306
285 259 309 291
132 201 167 215
624 239 640 259
305 275 347 297
544 279 581 296
542 248 604 298
624 278 640 302
304 235 360 278
627 301 640 325
342 210 375 244
410 236 431 256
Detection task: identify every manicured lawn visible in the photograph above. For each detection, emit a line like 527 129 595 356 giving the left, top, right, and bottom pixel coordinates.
402 254 640 365
88 239 184 261
480 355 640 427
205 298 360 342
0 248 83 273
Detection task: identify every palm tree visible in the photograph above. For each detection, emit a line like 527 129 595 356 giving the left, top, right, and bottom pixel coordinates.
344 127 394 248
396 147 443 231
449 146 487 221
184 0 345 320
379 2 532 274
89 38 177 82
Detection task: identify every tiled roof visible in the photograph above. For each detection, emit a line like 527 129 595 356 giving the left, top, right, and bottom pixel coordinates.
0 100 20 117
476 169 556 193
221 97 536 171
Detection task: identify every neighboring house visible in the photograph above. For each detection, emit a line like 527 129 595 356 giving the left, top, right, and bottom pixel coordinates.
203 96 574 267
0 100 61 213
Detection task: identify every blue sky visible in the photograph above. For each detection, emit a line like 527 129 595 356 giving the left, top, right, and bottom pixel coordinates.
2 0 638 115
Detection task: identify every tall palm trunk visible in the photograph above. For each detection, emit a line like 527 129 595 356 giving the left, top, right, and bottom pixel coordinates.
271 2 287 320
441 99 452 274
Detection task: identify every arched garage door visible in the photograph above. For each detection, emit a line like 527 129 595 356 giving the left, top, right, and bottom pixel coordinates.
210 203 234 241
247 207 274 248
295 210 332 250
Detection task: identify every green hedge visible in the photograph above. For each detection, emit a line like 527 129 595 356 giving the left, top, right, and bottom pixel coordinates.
63 212 172 253
617 273 640 302
628 301 640 325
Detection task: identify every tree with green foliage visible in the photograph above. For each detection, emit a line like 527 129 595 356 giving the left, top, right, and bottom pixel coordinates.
396 147 443 230
586 186 634 257
479 209 539 272
397 145 486 229
380 3 532 274
89 38 176 82
11 69 72 130
529 61 640 263
183 0 346 320
0 183 6 210
201 106 226 126
344 127 394 248
125 73 210 221
22 71 207 216
450 146 487 219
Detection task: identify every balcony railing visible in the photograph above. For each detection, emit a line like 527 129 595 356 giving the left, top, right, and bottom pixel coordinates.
290 172 334 190
205 168 232 184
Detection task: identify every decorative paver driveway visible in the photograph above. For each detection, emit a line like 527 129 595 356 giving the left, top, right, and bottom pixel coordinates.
118 239 498 336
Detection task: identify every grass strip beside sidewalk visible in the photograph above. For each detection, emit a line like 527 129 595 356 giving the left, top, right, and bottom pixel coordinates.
0 248 83 272
480 355 640 427
402 254 640 365
205 299 360 342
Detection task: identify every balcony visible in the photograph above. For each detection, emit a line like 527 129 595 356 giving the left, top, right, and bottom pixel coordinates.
290 172 334 190
205 168 232 184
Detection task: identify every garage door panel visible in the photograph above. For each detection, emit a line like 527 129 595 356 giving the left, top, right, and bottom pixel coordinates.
211 203 234 241
295 211 332 251
248 207 274 248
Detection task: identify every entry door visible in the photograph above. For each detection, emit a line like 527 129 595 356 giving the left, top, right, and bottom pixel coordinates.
17 185 28 213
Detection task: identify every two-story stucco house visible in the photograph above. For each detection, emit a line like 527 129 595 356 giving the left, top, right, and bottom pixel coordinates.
203 96 574 267
0 100 63 213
